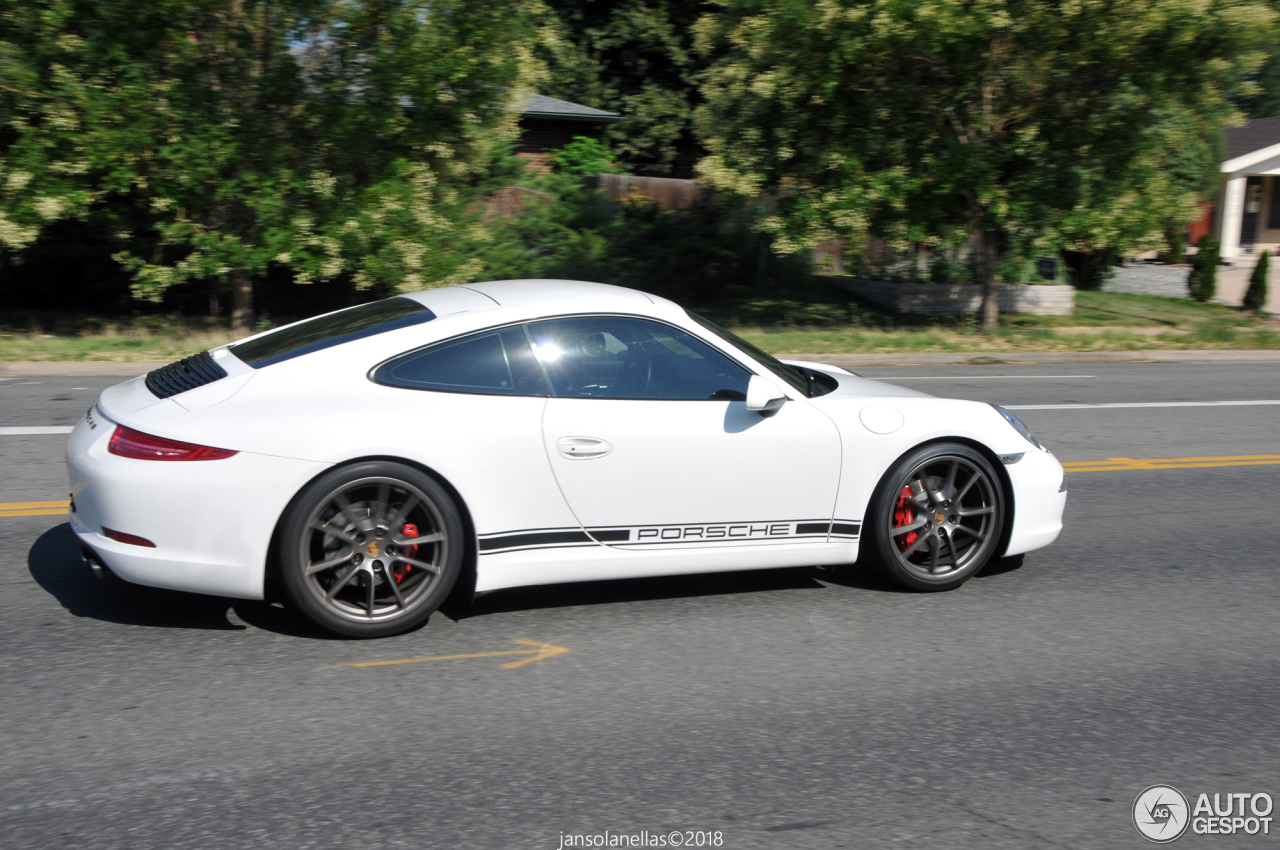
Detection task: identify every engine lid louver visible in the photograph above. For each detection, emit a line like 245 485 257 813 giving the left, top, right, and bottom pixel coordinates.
145 350 228 399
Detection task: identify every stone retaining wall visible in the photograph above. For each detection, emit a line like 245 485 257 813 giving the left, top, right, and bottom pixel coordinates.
820 276 1076 315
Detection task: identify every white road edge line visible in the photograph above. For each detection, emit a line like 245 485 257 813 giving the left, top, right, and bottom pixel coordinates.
883 375 1096 380
0 426 75 435
1005 400 1280 411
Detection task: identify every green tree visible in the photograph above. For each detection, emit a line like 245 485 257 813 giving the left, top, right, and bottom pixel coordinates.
1240 1 1280 117
538 0 710 172
694 0 1271 329
0 0 538 332
1245 248 1269 309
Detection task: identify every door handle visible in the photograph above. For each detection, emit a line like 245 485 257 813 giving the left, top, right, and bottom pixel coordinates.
557 436 613 460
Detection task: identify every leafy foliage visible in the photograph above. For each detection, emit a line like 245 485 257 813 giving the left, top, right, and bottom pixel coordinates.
537 0 710 172
694 0 1271 325
473 152 809 303
0 0 539 329
552 136 622 176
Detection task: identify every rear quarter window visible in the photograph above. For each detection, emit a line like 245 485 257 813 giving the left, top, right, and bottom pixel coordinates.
374 326 549 396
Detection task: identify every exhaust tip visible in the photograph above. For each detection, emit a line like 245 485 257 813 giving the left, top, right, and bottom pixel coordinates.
80 544 117 581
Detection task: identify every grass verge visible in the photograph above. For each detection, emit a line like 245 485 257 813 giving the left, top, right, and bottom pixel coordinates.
704 288 1279 354
0 314 244 362
1 288 1276 361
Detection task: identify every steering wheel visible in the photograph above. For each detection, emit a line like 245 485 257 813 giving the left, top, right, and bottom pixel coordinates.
613 341 653 397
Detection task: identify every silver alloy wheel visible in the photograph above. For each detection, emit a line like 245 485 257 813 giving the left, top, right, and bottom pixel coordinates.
886 454 1000 580
298 475 450 624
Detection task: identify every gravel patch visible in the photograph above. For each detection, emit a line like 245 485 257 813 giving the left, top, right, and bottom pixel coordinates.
1104 264 1190 298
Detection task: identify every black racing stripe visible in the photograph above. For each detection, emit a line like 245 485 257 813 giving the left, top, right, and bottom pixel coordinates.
479 530 593 552
831 522 861 536
795 522 830 535
588 529 631 542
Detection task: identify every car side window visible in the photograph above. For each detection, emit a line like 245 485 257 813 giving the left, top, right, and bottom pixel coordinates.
375 326 548 396
524 316 751 400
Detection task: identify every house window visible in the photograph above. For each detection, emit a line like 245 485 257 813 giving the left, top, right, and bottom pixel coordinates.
1269 177 1280 230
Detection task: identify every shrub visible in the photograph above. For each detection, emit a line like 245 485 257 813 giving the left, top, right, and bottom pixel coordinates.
552 136 622 176
1244 250 1269 311
929 256 960 284
928 255 981 285
475 164 810 305
1188 235 1218 302
1164 228 1185 264
1064 251 1116 291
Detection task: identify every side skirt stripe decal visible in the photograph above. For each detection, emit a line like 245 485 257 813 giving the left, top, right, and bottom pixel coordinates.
478 520 861 553
478 530 590 552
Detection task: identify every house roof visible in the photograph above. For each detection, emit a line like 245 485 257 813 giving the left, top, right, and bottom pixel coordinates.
520 94 622 123
1225 117 1280 160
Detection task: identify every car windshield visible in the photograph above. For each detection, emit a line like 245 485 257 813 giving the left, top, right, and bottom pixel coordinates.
684 310 812 397
231 297 435 369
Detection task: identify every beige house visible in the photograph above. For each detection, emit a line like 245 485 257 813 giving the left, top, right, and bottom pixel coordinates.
1202 118 1280 312
1215 117 1280 262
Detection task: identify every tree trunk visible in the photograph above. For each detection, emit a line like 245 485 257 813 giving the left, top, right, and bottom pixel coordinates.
209 279 220 318
981 229 1000 331
230 269 253 335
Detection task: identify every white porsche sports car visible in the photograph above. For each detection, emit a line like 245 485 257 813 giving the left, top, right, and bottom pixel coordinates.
66 280 1066 637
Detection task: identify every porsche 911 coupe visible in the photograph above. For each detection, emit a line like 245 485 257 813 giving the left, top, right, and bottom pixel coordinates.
66 280 1066 636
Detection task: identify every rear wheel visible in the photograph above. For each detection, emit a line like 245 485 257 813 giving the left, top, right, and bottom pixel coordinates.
279 461 463 637
862 443 1005 592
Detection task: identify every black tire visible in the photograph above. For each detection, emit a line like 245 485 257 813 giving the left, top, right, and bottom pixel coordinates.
279 461 464 637
861 442 1005 592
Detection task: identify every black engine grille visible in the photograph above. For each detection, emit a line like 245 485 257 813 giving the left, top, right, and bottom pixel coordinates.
145 350 228 399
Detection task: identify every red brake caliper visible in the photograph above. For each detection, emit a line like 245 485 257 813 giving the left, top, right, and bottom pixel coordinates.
395 523 418 583
893 486 917 551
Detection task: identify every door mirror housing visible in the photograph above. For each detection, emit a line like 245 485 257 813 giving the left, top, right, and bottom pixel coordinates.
746 375 788 417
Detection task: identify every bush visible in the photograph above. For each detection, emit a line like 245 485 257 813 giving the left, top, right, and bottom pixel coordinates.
551 136 622 177
928 256 981 285
474 163 810 305
1064 251 1116 291
1164 228 1185 264
1245 250 1269 311
1188 235 1219 302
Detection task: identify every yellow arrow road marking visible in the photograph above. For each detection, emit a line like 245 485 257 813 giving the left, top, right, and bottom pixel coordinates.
1061 454 1280 472
334 639 570 670
0 500 70 517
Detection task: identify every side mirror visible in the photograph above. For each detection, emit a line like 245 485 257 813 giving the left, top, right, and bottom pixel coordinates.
746 375 788 417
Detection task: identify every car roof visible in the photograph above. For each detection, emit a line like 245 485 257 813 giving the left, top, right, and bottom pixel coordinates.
401 279 657 316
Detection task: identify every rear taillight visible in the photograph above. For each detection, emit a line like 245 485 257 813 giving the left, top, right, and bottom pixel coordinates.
102 527 156 548
107 425 237 461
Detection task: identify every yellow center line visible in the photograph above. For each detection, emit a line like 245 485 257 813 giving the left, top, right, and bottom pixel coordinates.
3 453 1279 520
1062 454 1280 472
0 500 70 517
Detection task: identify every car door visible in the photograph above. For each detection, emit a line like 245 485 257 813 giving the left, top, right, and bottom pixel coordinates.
529 315 843 551
371 324 581 545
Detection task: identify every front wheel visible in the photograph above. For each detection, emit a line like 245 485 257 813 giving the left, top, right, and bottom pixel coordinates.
279 462 464 637
861 443 1005 592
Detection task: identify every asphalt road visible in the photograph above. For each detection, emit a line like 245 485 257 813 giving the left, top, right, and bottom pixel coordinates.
2 363 1279 849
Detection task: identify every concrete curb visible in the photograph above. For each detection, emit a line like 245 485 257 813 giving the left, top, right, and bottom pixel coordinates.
777 349 1280 367
3 348 1280 376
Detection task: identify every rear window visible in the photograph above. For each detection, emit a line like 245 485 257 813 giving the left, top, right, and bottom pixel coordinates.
231 297 435 369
